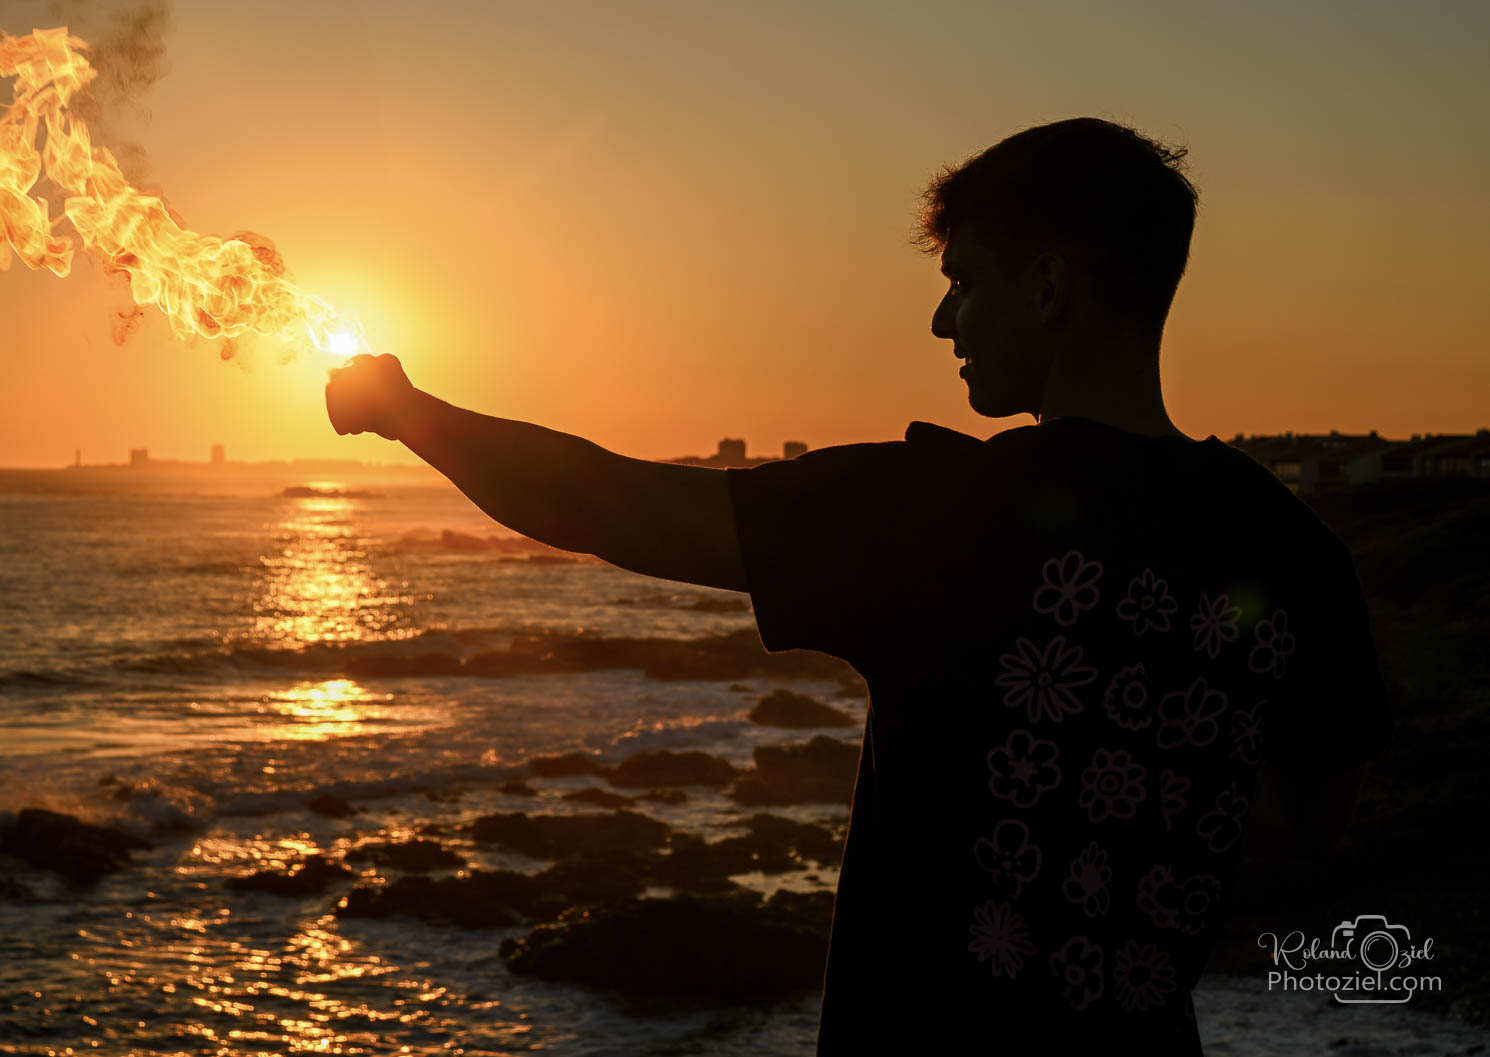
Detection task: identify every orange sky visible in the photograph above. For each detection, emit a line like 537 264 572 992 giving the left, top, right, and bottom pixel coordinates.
2 0 1487 467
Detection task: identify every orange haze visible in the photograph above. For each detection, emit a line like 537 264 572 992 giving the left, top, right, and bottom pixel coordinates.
1 1 1486 468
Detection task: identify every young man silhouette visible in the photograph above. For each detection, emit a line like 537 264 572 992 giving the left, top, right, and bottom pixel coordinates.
326 117 1392 1054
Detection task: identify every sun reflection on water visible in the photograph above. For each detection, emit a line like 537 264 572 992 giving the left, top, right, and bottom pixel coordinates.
254 493 411 646
264 679 395 741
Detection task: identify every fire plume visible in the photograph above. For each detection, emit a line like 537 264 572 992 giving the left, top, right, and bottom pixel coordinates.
1 26 362 357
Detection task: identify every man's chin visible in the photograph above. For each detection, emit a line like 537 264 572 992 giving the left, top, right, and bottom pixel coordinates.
967 384 1008 419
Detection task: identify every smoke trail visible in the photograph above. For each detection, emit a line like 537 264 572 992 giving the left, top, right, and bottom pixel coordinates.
0 11 364 363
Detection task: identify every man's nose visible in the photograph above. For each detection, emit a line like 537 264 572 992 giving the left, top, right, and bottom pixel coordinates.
931 292 955 340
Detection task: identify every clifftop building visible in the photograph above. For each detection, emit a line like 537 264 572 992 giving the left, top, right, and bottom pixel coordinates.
669 438 810 469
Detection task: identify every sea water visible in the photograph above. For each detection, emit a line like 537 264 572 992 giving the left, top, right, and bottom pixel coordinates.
0 482 1480 1055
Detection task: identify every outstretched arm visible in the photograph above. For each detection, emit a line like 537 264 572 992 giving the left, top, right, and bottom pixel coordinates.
326 355 748 593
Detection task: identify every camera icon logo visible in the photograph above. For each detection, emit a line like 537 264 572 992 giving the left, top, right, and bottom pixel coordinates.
1331 914 1411 973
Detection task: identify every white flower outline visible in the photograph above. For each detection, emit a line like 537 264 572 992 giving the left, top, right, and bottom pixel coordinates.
986 729 1062 808
1248 609 1296 678
1191 591 1242 659
1116 568 1178 636
995 635 1097 723
968 899 1037 978
1033 549 1105 627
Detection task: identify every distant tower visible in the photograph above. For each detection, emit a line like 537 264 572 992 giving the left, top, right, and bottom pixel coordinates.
783 441 807 460
74 448 81 468
211 443 225 466
129 448 149 467
716 438 747 465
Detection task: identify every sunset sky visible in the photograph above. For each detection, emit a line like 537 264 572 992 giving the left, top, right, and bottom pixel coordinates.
2 0 1487 468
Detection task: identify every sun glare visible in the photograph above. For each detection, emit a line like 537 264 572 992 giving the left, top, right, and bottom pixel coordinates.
326 330 360 358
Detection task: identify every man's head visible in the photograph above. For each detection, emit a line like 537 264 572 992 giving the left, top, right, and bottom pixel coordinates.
919 118 1198 421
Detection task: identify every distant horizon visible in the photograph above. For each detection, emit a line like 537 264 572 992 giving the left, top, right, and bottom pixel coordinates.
4 420 1488 472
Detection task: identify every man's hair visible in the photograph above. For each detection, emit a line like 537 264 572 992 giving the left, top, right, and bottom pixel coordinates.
917 117 1199 340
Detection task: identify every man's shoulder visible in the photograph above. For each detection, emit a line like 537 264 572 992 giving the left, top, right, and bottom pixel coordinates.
904 419 1040 451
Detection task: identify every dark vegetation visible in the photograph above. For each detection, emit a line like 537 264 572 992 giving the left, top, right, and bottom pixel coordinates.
1210 478 1490 1023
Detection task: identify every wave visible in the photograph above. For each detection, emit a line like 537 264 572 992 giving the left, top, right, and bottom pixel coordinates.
0 668 104 691
387 529 588 560
106 627 855 684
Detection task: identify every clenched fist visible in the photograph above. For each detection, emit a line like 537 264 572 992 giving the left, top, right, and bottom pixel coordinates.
325 354 416 441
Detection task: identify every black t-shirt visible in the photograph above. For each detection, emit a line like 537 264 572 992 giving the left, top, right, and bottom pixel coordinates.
726 416 1393 1055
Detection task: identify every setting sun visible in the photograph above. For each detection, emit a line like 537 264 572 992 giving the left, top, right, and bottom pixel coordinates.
325 329 361 359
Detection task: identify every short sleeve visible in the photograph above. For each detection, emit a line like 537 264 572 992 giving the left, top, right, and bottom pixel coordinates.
726 439 918 665
1260 534 1395 773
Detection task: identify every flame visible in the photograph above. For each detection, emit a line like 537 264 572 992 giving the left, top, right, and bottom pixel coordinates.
0 26 360 357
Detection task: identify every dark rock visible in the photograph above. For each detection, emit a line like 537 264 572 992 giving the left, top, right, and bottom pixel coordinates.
659 830 794 879
0 808 150 886
728 736 860 806
647 834 747 893
307 794 356 818
227 854 353 896
0 876 33 900
747 689 854 729
562 788 634 808
742 814 840 867
345 839 464 872
468 810 670 858
500 890 829 998
650 815 839 885
501 779 538 796
637 789 689 805
764 888 835 932
338 871 529 928
604 750 741 788
729 683 753 692
528 850 651 915
338 849 653 929
527 752 606 778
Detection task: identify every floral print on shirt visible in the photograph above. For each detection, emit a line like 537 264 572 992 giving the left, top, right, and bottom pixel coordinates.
1062 841 1112 918
995 635 1096 723
1249 609 1296 677
1032 549 1105 627
1116 568 1179 636
986 729 1062 808
973 818 1043 899
968 899 1038 978
967 546 1293 1019
1050 936 1105 1011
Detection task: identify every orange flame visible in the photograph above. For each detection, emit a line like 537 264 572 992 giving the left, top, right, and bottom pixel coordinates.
0 26 363 357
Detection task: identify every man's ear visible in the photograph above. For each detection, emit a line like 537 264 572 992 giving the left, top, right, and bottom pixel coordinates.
1031 251 1073 324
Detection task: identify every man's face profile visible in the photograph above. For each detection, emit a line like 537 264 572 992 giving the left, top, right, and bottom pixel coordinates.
931 229 1053 421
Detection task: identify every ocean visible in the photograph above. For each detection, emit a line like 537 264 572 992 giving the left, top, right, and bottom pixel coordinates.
0 479 1481 1056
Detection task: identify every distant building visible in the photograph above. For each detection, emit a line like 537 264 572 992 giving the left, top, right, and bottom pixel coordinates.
1230 428 1490 493
211 443 225 466
783 441 808 460
74 448 81 468
669 437 783 469
129 448 149 467
1348 431 1490 486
